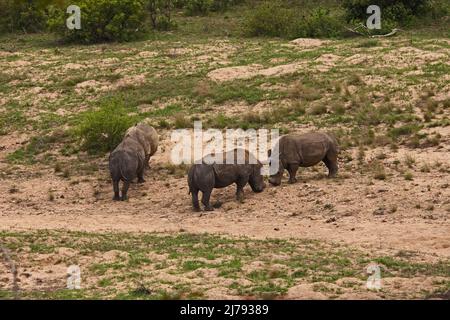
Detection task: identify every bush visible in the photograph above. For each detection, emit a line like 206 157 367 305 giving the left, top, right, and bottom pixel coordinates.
243 2 343 39
0 0 64 33
74 99 138 154
147 0 177 30
242 2 297 37
343 0 431 22
342 0 445 30
184 0 213 16
302 7 344 38
184 0 242 16
47 0 147 43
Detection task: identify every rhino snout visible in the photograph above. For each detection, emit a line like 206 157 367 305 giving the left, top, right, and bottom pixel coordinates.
269 177 281 186
254 182 266 193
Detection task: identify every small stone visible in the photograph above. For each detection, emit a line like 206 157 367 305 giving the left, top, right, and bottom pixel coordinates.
325 217 336 223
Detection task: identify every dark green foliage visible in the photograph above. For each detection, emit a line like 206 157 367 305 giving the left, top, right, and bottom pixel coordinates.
342 0 448 31
0 0 66 33
147 0 176 30
74 99 138 154
243 2 344 39
47 0 147 43
184 0 243 16
343 0 433 23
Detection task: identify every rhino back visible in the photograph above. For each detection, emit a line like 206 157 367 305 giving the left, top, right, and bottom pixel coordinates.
280 133 330 166
109 147 140 181
200 149 254 188
127 123 158 157
146 126 159 156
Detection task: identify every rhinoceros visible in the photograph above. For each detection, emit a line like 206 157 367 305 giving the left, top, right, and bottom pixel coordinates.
188 149 266 211
109 121 158 201
268 132 339 186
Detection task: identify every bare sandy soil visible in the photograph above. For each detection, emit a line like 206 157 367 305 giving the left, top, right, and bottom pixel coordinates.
1 131 449 259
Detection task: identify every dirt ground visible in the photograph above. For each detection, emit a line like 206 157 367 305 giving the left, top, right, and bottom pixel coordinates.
1 129 449 258
0 33 449 299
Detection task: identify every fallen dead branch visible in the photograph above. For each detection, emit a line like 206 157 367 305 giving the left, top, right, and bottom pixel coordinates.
345 23 401 38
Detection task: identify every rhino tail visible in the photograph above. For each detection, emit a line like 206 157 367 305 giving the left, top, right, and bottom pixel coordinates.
110 150 134 182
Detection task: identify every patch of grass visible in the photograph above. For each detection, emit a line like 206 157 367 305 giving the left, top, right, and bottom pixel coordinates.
173 113 192 129
370 160 387 180
388 124 421 140
404 154 416 168
356 39 380 48
0 230 449 299
7 135 61 165
73 98 138 154
404 172 414 181
308 104 328 115
0 108 28 135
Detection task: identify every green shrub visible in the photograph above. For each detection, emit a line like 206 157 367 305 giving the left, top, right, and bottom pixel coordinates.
210 0 244 12
302 7 344 38
47 0 147 43
184 0 243 15
184 0 213 16
243 2 343 39
242 2 297 38
147 0 176 30
343 0 431 21
74 99 138 154
342 0 445 30
0 0 65 33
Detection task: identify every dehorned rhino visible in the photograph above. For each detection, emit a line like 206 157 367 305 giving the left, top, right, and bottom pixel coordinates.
109 121 159 201
268 132 339 186
188 148 266 211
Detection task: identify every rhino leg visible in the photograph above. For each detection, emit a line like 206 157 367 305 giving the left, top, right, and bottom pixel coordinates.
191 188 201 212
112 180 121 201
235 176 248 203
121 181 130 201
144 155 151 170
323 153 338 177
287 164 299 184
201 189 214 211
137 167 145 184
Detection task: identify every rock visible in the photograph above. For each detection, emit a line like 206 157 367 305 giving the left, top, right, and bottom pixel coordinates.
325 216 336 223
373 207 385 216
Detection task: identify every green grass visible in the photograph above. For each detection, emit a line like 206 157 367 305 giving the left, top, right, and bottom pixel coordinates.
0 5 448 166
0 230 449 300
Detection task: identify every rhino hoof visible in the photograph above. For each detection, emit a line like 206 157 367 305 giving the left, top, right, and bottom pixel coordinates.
204 206 214 212
113 196 121 201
